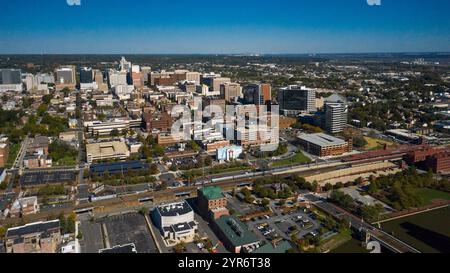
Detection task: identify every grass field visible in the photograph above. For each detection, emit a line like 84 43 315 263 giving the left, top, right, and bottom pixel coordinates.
381 207 450 253
363 136 394 151
271 151 312 167
5 143 20 168
330 236 370 253
416 188 450 205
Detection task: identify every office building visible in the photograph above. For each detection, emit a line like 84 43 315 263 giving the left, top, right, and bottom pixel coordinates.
200 73 221 87
0 69 22 92
80 67 93 83
186 72 201 84
131 65 142 87
298 133 352 157
108 69 128 87
151 201 198 244
55 66 76 90
0 69 21 84
278 85 316 115
86 141 130 164
324 103 347 134
119 56 131 71
5 220 62 253
243 83 271 105
94 69 108 92
220 82 242 102
143 111 173 133
211 77 231 92
323 94 348 134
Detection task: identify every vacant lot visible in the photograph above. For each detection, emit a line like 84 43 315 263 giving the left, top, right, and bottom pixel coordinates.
381 207 450 253
363 136 394 151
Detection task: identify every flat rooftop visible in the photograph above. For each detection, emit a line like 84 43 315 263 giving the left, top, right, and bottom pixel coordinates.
199 186 225 200
156 201 193 217
214 215 259 247
6 220 60 239
86 141 129 156
298 133 346 147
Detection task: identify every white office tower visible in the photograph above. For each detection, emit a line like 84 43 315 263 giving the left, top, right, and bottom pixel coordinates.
119 57 132 72
324 95 348 134
108 69 128 87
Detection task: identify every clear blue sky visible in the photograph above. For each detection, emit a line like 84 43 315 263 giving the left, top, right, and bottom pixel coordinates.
0 0 449 54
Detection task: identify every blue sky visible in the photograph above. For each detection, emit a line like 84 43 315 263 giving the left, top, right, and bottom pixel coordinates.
0 0 449 54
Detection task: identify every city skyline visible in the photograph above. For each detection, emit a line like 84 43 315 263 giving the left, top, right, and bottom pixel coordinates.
0 0 449 54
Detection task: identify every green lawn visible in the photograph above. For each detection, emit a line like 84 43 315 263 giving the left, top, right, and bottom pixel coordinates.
381 207 450 253
271 151 312 167
54 156 78 167
5 143 20 168
416 188 450 205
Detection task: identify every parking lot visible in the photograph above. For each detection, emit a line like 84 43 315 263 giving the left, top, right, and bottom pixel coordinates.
20 170 76 186
79 213 158 253
248 207 320 242
102 213 158 253
79 220 104 253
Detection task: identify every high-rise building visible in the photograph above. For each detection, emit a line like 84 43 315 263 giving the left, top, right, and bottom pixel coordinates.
0 69 22 84
324 103 347 134
119 57 131 72
201 73 221 88
243 83 271 105
56 66 76 85
141 66 152 85
55 66 76 91
108 69 128 87
186 72 201 84
94 70 108 92
278 85 316 115
323 95 348 134
211 77 231 92
79 67 93 84
220 82 242 102
131 65 142 87
0 69 22 92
